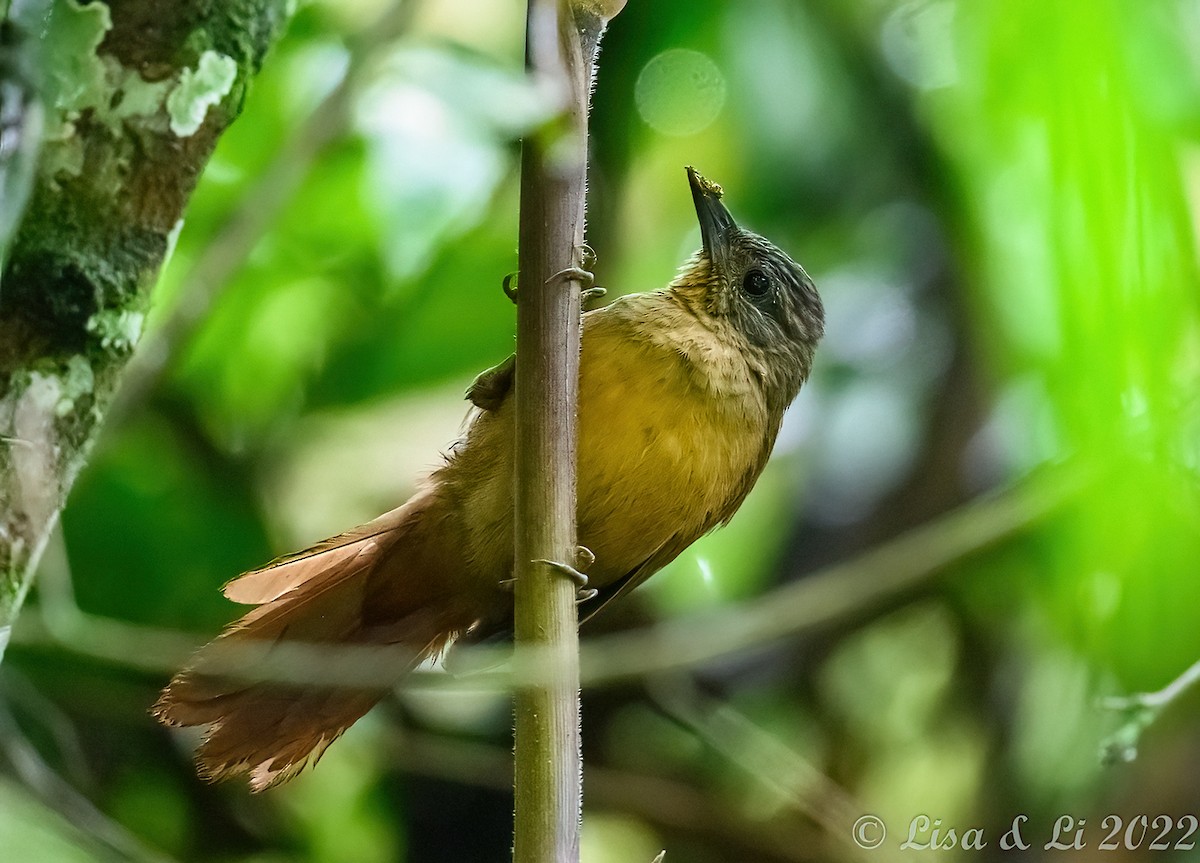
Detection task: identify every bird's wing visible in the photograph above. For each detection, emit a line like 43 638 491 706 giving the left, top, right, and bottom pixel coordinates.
579 532 694 625
222 501 417 605
465 353 515 412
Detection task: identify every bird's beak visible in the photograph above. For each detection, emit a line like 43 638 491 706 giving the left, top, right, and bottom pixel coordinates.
687 166 737 261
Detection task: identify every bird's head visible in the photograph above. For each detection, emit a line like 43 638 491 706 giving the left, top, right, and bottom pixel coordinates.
672 166 824 403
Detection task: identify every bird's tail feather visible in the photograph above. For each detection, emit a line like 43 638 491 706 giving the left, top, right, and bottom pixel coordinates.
153 490 465 791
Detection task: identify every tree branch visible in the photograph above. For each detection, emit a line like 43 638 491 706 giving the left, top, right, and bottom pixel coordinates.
0 0 291 662
12 468 1080 693
0 676 176 863
576 464 1081 686
650 676 881 863
1100 656 1200 764
0 16 43 274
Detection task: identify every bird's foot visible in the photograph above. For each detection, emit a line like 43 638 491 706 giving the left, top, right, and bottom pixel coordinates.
576 245 607 303
534 545 598 602
548 244 605 300
548 267 606 305
579 243 598 272
510 246 604 303
501 272 519 304
546 266 594 290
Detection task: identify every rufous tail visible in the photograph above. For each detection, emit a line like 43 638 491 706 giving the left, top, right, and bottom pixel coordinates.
153 488 469 791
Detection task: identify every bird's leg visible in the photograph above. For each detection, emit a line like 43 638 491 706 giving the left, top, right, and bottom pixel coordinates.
533 545 598 602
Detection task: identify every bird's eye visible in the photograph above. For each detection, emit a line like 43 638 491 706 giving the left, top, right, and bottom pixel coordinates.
743 269 771 298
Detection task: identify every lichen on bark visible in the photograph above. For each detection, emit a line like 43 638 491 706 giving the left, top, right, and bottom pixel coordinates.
0 0 291 660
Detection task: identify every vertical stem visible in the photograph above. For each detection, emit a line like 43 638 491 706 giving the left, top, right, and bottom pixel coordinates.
512 1 596 860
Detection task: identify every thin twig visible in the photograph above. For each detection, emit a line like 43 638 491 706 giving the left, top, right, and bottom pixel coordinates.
1099 656 1200 764
0 691 178 863
574 463 1082 686
1102 658 1200 712
11 467 1082 691
650 676 884 863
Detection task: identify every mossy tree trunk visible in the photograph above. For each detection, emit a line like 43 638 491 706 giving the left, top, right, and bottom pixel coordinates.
0 0 291 660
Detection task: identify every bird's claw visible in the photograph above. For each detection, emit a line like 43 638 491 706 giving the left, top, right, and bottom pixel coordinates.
533 545 598 602
579 243 598 271
548 244 600 292
532 558 589 590
512 246 603 302
547 266 595 291
502 272 519 304
549 267 607 305
508 267 602 302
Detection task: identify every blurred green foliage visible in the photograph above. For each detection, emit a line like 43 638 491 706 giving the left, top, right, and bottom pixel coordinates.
5 0 1200 861
0 777 114 863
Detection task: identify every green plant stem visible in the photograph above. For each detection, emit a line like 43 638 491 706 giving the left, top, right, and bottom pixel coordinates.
511 0 627 858
511 0 591 858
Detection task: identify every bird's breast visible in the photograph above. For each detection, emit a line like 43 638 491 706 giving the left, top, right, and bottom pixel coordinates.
575 304 771 584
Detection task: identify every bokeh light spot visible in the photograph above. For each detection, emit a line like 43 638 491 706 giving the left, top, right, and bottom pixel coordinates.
634 48 726 136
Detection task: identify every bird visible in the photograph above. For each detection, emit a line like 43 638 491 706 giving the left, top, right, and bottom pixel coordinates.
153 166 825 791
